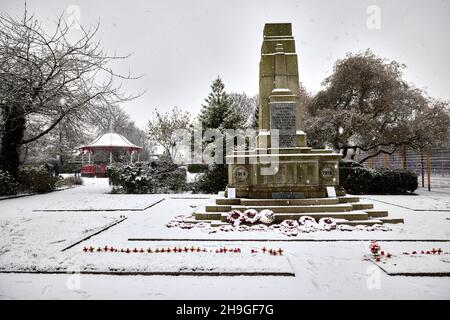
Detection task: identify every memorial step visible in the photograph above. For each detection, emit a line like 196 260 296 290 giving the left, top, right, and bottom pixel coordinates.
336 219 384 226
350 203 374 210
378 217 404 224
205 205 233 212
205 203 355 213
215 196 360 206
229 203 354 213
337 196 360 203
195 211 223 220
192 213 402 226
270 211 369 223
215 198 242 205
239 198 339 206
364 210 389 218
194 209 367 222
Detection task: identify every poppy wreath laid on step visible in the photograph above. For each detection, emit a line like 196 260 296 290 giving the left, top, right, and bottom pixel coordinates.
242 209 260 224
318 217 337 231
226 209 243 226
299 216 317 227
298 216 318 232
259 209 275 224
280 219 300 229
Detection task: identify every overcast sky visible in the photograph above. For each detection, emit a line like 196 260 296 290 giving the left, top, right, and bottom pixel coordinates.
2 0 450 127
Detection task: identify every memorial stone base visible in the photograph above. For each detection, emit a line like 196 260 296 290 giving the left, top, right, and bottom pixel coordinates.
226 136 342 199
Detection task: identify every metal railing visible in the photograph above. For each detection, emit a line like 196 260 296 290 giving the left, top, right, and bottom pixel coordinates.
353 148 450 189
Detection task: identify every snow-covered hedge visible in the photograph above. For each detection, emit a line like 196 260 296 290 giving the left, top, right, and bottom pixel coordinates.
0 169 17 196
107 161 187 194
17 165 61 193
339 160 418 194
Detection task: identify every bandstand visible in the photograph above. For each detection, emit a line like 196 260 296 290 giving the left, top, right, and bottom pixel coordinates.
79 133 142 177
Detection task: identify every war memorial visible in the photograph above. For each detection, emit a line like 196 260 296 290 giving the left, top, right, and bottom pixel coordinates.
192 23 402 226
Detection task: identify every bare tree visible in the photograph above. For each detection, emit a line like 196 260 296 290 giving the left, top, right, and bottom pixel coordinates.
229 92 258 128
147 107 191 161
89 104 154 160
0 6 140 177
304 50 450 163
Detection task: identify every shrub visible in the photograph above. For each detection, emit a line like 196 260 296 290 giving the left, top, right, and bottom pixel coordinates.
107 163 154 194
106 165 122 188
60 163 81 174
339 160 418 194
339 166 378 195
187 163 209 173
382 169 418 193
64 176 84 187
192 164 228 194
107 161 187 194
17 166 60 193
339 159 363 168
0 170 17 196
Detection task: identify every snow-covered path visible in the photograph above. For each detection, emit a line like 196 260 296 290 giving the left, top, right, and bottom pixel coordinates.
1 240 449 299
0 178 449 299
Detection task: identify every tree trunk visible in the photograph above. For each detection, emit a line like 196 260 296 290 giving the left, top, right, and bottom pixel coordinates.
420 147 425 188
402 144 408 170
0 103 26 179
350 148 356 160
342 146 348 158
58 126 64 167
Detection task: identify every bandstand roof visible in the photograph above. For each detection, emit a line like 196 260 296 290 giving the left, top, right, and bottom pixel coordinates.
80 133 142 151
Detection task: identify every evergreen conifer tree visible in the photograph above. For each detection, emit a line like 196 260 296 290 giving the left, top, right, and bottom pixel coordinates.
198 77 243 131
195 77 244 193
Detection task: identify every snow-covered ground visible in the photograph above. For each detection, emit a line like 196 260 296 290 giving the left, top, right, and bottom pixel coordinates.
363 188 450 211
0 178 449 299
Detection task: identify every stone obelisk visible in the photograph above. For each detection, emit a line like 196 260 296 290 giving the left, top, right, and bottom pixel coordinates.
227 23 342 199
258 23 306 148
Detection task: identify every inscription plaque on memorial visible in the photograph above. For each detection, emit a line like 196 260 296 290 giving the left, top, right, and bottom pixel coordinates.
321 166 333 179
234 166 248 182
271 102 296 147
